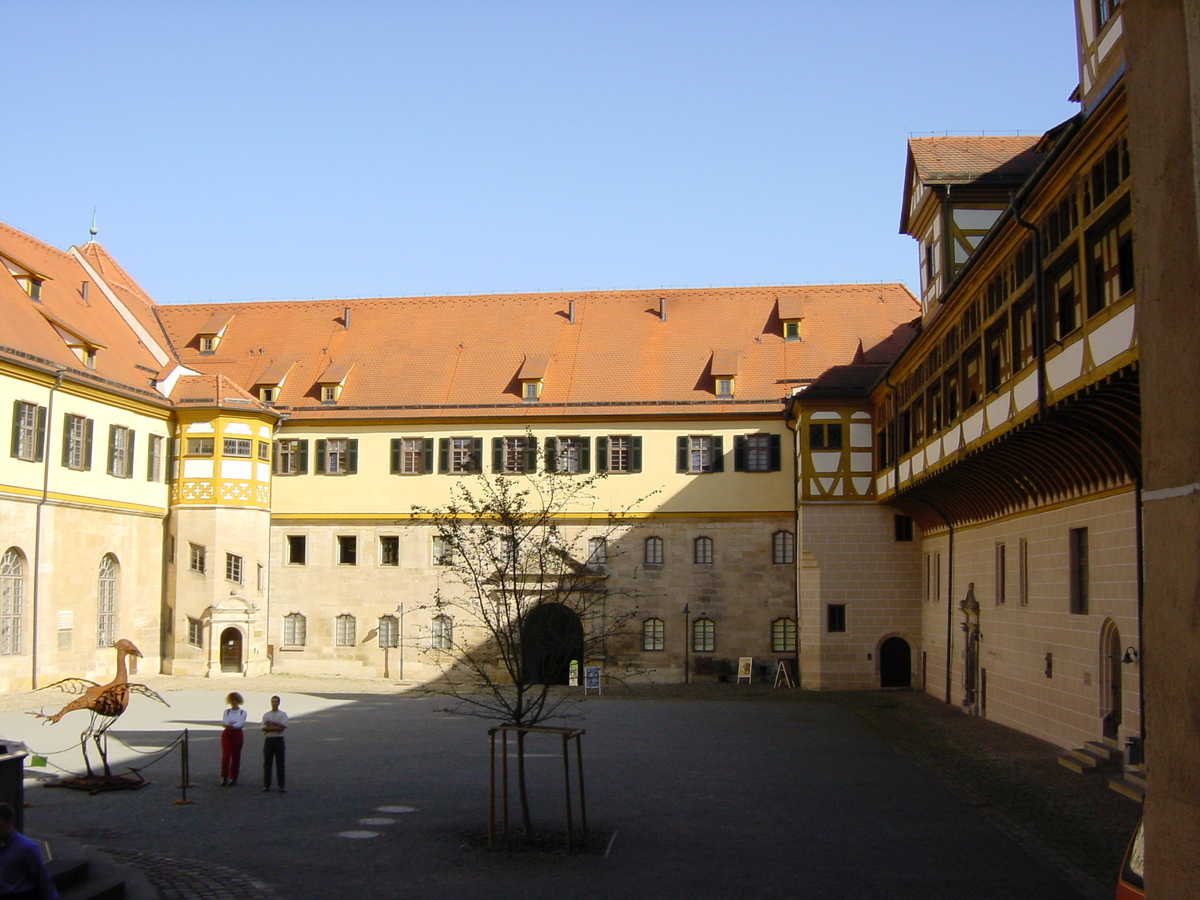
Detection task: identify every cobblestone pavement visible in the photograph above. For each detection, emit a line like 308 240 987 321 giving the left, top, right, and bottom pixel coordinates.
101 848 285 900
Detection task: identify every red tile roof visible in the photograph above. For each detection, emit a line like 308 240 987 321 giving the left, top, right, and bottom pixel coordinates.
907 136 1043 186
156 285 919 420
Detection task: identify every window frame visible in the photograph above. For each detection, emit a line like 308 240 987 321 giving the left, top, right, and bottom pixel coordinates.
337 535 358 566
1 548 25 656
225 552 243 585
693 536 714 565
1069 527 1089 615
147 434 165 482
107 425 135 478
282 612 307 647
692 617 715 653
11 401 47 463
274 438 309 475
827 603 847 633
642 617 665 651
431 614 453 651
97 555 117 648
735 433 781 473
62 414 93 471
187 616 203 648
597 435 642 474
772 530 795 565
189 543 207 574
391 437 434 475
315 438 358 476
186 437 214 456
644 536 664 566
379 535 400 567
772 617 797 653
223 437 252 458
679 435 724 474
335 613 356 647
286 535 307 566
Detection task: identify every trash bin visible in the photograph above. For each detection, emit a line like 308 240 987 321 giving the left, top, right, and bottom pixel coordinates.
1124 736 1142 766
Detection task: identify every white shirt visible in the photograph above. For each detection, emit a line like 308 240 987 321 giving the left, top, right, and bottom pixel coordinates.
261 709 288 736
222 708 247 729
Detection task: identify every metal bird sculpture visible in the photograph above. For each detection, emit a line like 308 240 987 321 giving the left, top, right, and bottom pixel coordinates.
30 638 168 778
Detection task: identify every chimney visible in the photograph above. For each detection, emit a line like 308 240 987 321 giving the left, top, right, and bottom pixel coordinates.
343 308 351 330
81 282 89 303
659 297 667 322
568 300 575 324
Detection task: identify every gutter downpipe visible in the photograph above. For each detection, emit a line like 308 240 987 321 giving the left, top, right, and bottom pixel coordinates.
919 499 956 705
1011 200 1048 419
31 369 65 690
784 399 802 682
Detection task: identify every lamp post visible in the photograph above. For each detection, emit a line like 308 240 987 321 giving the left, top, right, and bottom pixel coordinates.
397 603 405 681
683 603 691 684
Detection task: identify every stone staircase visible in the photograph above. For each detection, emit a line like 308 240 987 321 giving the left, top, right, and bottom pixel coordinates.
1108 764 1147 803
1057 737 1124 774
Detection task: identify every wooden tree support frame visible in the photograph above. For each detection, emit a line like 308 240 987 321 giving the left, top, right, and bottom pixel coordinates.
488 725 587 851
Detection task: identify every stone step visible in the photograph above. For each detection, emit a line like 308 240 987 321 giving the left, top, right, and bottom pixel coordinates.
1057 745 1123 774
1108 771 1147 803
1085 740 1123 761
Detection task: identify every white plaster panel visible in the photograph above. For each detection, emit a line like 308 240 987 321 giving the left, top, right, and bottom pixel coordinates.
808 478 822 495
1089 305 1136 367
986 393 1011 432
225 423 252 435
182 459 214 479
186 422 215 434
222 460 252 480
850 452 873 472
810 412 841 421
1013 372 1038 411
1046 341 1085 390
258 426 272 438
876 474 889 494
962 411 985 443
899 459 912 482
849 424 872 447
953 208 1003 230
925 441 941 465
1098 16 1122 58
851 412 870 420
812 452 841 473
819 477 838 494
852 477 872 495
257 462 271 482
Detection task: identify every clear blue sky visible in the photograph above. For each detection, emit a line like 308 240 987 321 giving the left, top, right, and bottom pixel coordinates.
4 2 1079 306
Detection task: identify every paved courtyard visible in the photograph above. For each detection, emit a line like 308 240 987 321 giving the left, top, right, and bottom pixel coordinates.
0 676 1135 900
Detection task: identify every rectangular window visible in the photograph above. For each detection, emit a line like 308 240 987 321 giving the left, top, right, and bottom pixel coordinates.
283 613 306 647
772 531 795 565
772 617 797 653
1019 538 1030 606
827 604 847 633
225 552 243 584
391 437 432 475
337 535 358 566
147 434 165 482
549 436 588 474
995 543 1007 605
62 414 93 470
274 439 308 475
678 436 724 474
809 423 843 450
693 618 715 653
642 618 665 651
316 438 357 475
187 617 203 647
378 615 399 648
693 536 714 565
587 537 607 565
644 536 663 566
379 535 399 566
186 437 214 456
735 434 781 472
189 543 206 574
257 441 270 461
433 535 455 566
223 438 252 457
894 515 914 542
335 614 356 647
286 535 306 565
495 436 535 474
1071 527 1093 609
441 437 481 474
200 336 216 353
107 426 134 477
321 385 338 403
599 435 642 473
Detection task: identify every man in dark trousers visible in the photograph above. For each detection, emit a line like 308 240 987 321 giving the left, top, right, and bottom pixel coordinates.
0 802 58 900
261 695 288 792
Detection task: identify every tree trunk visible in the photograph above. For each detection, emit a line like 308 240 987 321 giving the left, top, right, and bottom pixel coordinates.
516 729 533 833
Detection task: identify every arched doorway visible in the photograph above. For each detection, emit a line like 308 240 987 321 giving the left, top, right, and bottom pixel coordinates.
1100 620 1122 739
521 603 584 685
220 627 244 673
879 636 912 688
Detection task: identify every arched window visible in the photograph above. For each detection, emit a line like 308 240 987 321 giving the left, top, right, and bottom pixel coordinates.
377 615 399 649
644 536 663 566
772 617 797 653
772 530 795 565
0 548 24 656
283 613 307 647
335 614 356 646
97 555 118 648
642 617 664 651
693 617 715 652
431 615 453 651
693 536 713 565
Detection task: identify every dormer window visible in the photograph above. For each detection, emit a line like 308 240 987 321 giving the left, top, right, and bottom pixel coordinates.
316 359 355 406
711 350 738 399
783 320 801 341
716 377 734 398
194 313 234 356
778 295 804 342
260 387 276 404
27 279 42 302
321 385 340 404
200 336 217 354
522 380 541 402
517 354 548 403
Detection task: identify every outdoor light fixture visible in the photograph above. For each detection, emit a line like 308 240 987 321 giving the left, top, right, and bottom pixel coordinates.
1121 646 1139 664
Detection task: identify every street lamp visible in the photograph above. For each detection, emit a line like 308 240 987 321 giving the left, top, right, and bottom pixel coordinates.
683 603 691 684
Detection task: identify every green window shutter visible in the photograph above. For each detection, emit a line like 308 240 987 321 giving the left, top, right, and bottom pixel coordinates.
769 434 782 472
84 419 94 470
390 439 401 475
10 401 21 458
107 425 116 475
438 438 449 473
733 435 746 472
544 437 557 473
580 437 591 473
126 430 136 477
525 439 538 473
712 436 724 472
346 439 358 474
297 440 309 474
631 436 642 473
314 440 327 474
34 406 47 462
595 437 608 473
471 438 484 473
61 414 73 467
677 436 689 473
492 437 504 473
423 438 434 473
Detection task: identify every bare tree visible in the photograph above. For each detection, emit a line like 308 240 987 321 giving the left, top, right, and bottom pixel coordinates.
413 444 645 832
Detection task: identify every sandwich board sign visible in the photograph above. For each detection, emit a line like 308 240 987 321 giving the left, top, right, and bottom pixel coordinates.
737 657 754 684
584 666 602 695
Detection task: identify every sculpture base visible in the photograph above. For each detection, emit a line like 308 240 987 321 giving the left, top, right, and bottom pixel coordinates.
45 772 147 794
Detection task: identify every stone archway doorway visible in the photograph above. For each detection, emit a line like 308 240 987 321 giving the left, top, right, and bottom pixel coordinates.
521 603 584 685
1101 621 1122 739
879 636 912 689
220 627 244 673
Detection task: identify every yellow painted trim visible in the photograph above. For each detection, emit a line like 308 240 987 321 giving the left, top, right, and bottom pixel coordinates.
0 484 167 516
270 509 794 523
0 359 171 417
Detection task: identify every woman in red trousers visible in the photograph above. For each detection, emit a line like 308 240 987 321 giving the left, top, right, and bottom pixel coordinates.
220 692 246 786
